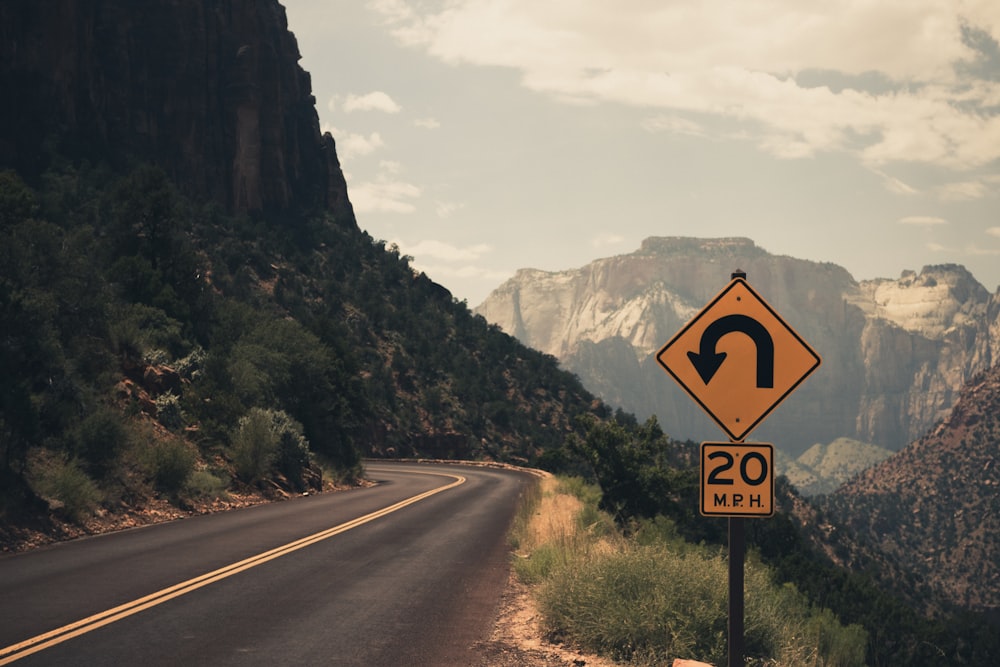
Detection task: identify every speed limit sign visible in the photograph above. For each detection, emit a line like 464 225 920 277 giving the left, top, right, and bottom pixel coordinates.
700 442 774 517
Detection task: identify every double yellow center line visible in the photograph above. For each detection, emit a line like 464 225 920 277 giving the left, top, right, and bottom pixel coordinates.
0 470 465 664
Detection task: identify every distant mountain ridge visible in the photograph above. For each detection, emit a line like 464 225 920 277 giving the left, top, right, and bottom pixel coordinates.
476 237 998 457
780 438 894 496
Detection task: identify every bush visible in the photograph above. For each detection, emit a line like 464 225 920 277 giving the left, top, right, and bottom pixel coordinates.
230 408 277 482
33 456 102 523
75 407 128 478
154 392 185 431
141 435 196 493
185 469 229 500
230 408 311 486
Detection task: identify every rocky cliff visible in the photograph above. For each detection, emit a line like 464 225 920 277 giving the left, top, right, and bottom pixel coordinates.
0 0 352 222
476 237 997 456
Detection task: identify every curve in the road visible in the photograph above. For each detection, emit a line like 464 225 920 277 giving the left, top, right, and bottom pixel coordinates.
0 468 465 665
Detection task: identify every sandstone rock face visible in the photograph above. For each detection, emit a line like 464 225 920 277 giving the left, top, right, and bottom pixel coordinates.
476 238 997 456
0 0 353 223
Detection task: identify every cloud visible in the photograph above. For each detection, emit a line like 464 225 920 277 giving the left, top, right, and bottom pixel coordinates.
403 239 492 262
373 1 1000 169
435 200 463 218
899 216 949 226
336 131 386 160
987 227 1000 238
966 244 1000 256
387 238 511 297
934 174 1000 201
414 117 441 129
871 168 918 195
343 91 402 113
590 232 625 248
348 161 421 213
641 114 706 137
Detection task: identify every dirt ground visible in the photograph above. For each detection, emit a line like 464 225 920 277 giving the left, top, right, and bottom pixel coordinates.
475 572 618 667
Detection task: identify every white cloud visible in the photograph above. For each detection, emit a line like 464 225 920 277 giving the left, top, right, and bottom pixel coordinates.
641 114 706 137
872 169 918 196
899 215 949 225
407 261 513 294
348 161 421 213
435 200 463 218
591 233 625 248
966 244 1000 256
934 174 1000 201
403 239 492 262
373 0 1000 169
414 117 441 129
987 227 1000 238
337 131 386 160
386 238 510 297
349 180 420 213
343 91 402 113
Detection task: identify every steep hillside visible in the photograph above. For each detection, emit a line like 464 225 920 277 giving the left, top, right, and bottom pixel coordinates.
477 237 997 457
0 0 608 547
830 365 1000 612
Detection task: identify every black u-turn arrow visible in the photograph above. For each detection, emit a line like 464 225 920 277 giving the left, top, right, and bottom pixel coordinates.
686 314 774 388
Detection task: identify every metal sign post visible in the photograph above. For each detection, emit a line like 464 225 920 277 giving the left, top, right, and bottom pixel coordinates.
656 270 821 667
729 516 744 667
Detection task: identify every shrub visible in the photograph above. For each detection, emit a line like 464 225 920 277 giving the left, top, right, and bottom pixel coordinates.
75 407 127 478
230 408 278 482
33 457 102 523
230 408 311 486
154 392 185 431
185 469 229 500
141 435 196 493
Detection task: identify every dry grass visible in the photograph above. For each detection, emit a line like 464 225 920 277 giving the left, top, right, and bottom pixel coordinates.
523 476 583 550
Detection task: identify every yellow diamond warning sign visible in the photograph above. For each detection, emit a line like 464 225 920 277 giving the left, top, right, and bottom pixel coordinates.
656 277 820 442
701 442 774 517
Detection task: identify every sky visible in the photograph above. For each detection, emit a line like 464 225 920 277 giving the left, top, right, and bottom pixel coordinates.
282 1 1000 307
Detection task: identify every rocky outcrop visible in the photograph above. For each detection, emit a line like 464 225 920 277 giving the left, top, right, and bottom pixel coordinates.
0 0 353 223
476 238 996 456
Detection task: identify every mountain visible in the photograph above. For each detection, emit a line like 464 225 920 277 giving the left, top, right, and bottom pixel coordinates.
476 237 998 458
0 0 352 222
828 364 1000 612
0 0 609 547
779 438 894 496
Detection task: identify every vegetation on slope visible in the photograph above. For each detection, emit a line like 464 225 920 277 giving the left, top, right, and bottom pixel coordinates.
827 365 1000 612
0 160 606 544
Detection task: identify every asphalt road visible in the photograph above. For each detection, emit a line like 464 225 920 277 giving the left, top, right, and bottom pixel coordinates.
0 461 535 666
